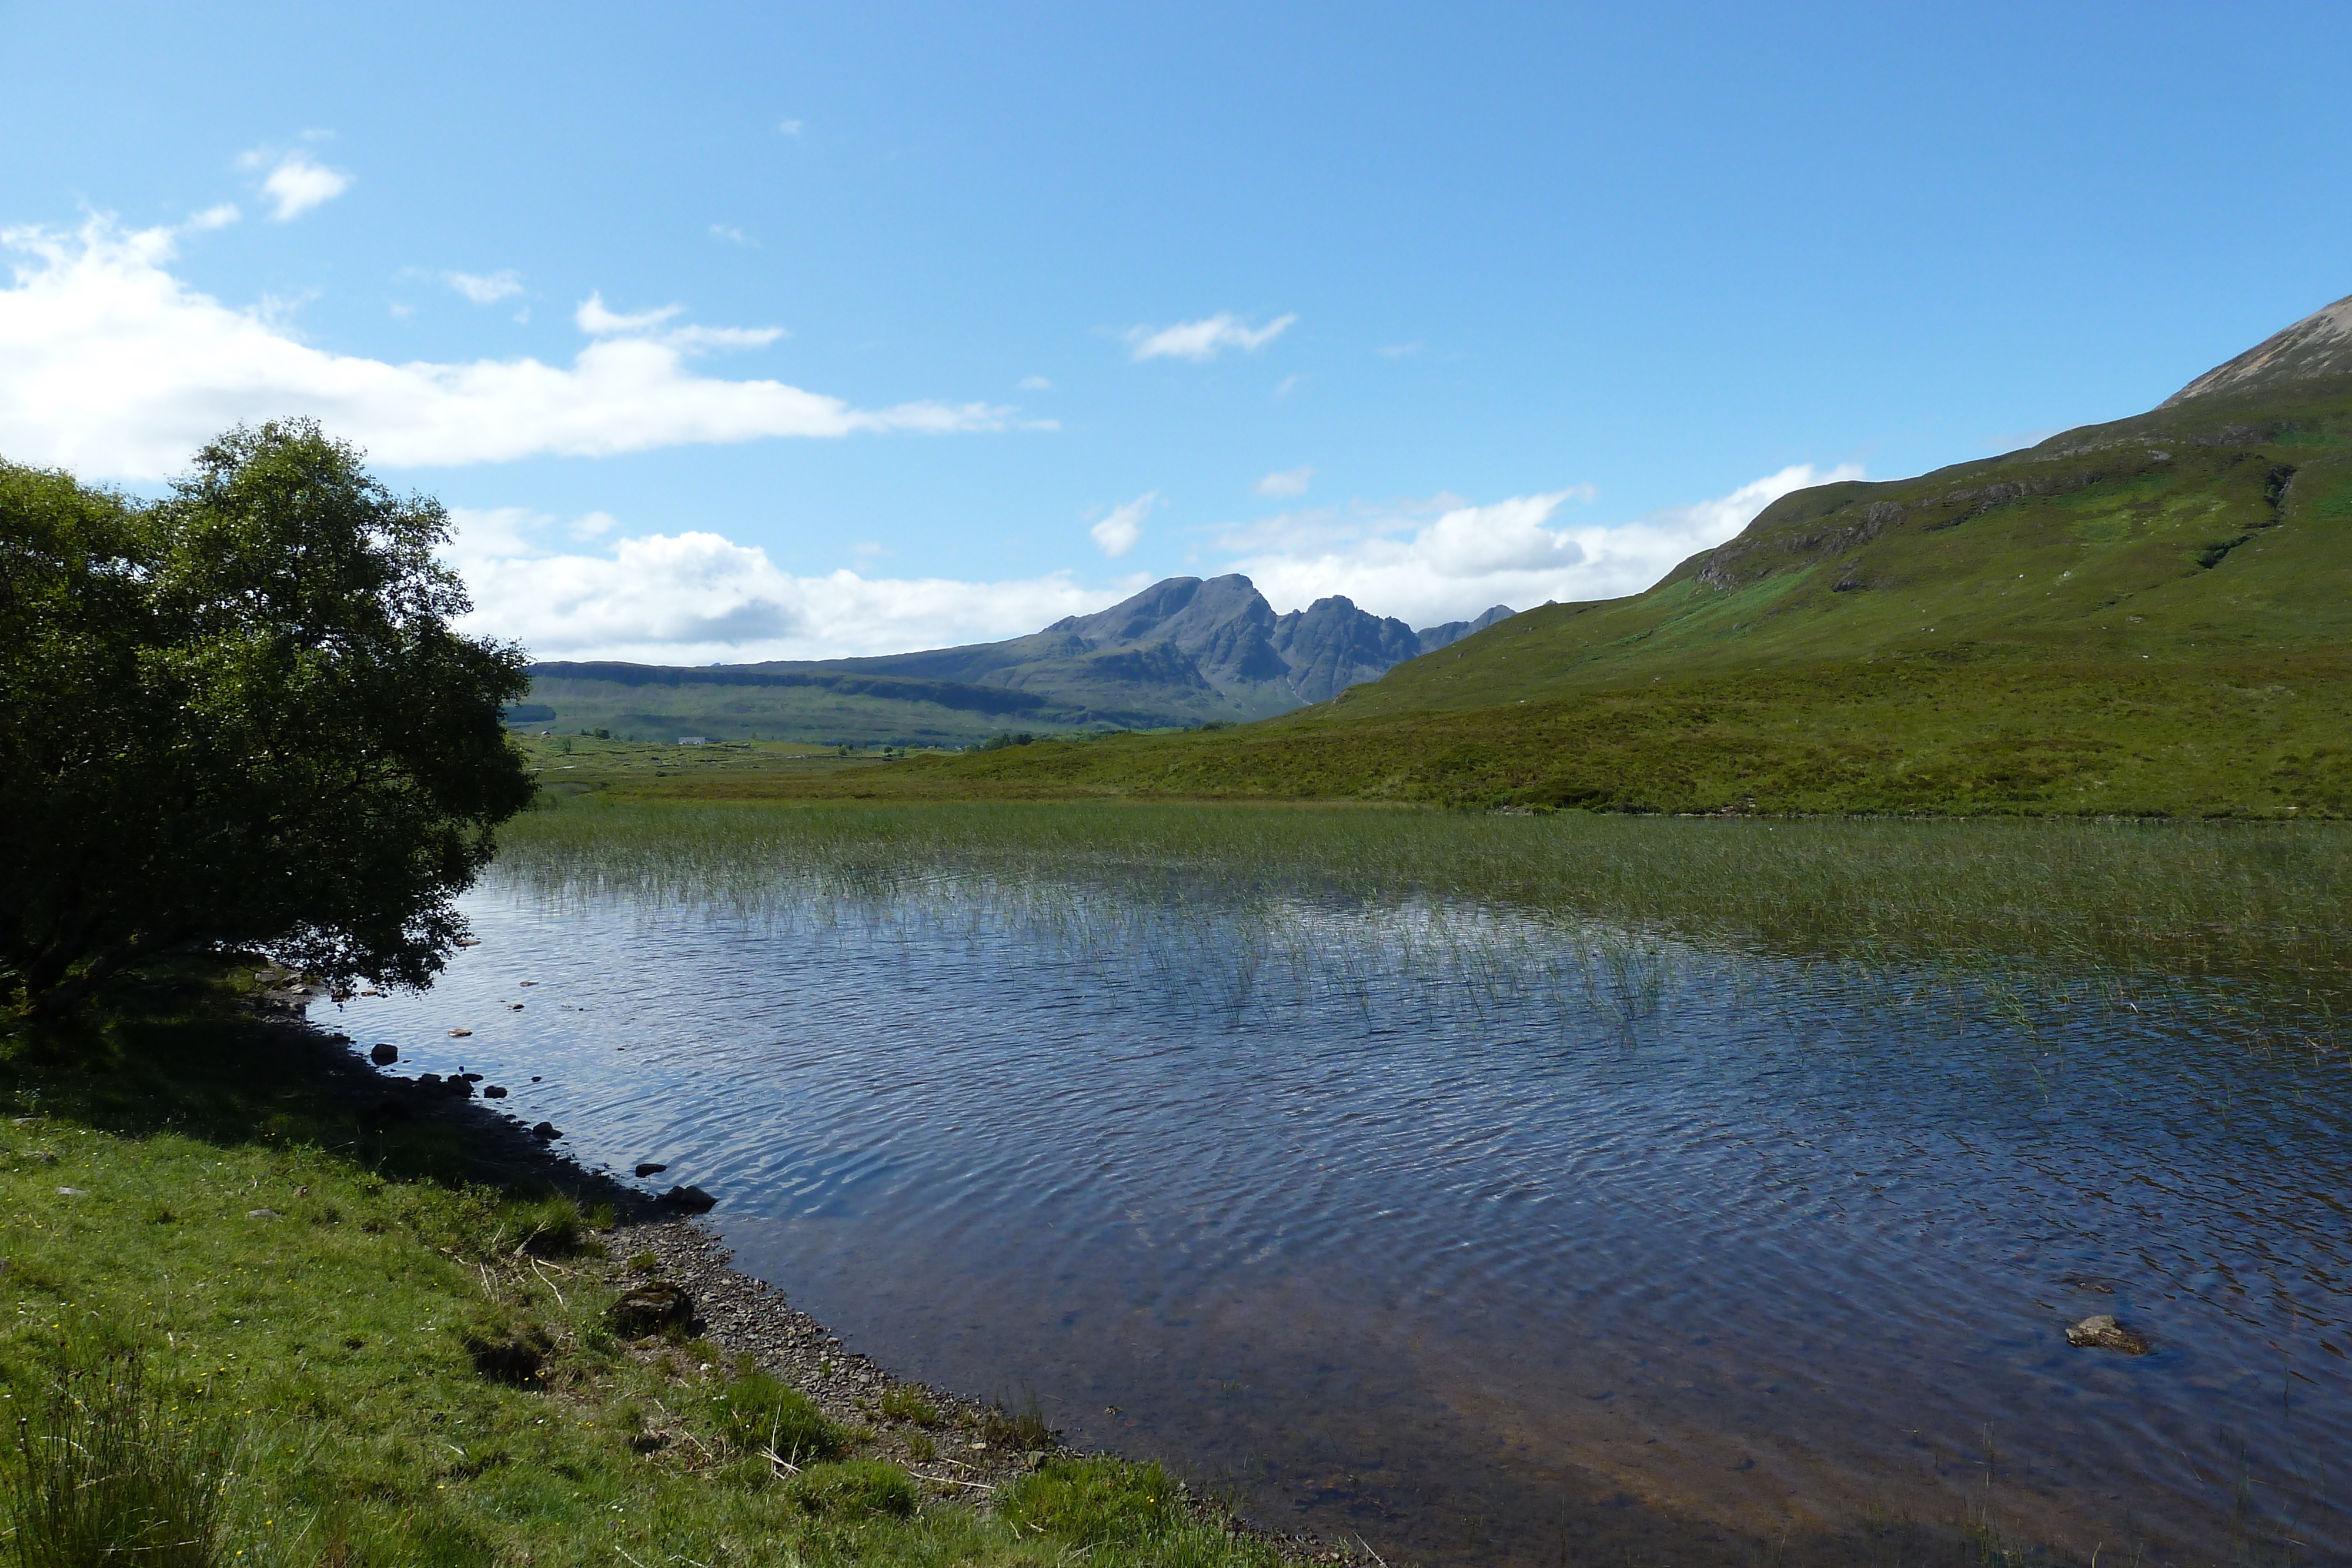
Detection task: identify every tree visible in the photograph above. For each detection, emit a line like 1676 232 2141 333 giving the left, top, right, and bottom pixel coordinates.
1 421 536 1017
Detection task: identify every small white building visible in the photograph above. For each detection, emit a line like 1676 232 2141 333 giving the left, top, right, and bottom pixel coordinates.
677 736 708 746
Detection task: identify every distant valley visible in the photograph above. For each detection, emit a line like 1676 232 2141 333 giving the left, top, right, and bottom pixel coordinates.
518 579 1514 745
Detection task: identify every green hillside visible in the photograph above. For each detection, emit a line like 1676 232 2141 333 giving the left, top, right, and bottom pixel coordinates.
654 339 2352 815
1342 374 2351 715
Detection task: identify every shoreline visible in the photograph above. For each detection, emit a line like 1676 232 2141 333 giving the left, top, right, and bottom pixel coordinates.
287 992 1372 1565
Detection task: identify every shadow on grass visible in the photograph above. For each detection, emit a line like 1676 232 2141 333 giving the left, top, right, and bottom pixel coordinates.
1 957 641 1214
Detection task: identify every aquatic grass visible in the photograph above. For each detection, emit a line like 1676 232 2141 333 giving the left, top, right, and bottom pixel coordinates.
486 798 2352 1064
495 798 2352 983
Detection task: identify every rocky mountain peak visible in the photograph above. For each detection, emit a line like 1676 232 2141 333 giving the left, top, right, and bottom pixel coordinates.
2162 290 2352 407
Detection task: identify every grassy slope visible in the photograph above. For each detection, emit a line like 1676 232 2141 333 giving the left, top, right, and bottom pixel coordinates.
638 376 2352 814
0 976 1277 1568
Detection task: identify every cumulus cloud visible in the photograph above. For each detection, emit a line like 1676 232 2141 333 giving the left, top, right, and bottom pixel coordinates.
0 218 1013 479
709 223 755 246
443 509 1135 663
1219 464 1862 627
242 149 353 220
1254 464 1314 498
186 204 240 232
1018 375 1052 391
1127 312 1295 363
1090 492 1157 558
445 269 523 304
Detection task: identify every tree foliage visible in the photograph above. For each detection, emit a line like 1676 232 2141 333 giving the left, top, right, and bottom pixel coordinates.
1 420 535 1014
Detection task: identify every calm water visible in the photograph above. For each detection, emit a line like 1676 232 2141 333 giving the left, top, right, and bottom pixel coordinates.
335 843 2350 1566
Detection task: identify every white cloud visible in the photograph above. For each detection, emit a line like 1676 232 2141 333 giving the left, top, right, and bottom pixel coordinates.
186 204 240 232
1376 341 1422 358
443 509 1136 663
1018 375 1052 391
777 119 804 136
445 269 523 304
0 218 1013 479
710 224 755 246
1254 464 1314 498
1090 492 1157 558
244 149 353 221
1126 312 1295 363
574 293 683 335
570 510 620 539
1272 373 1302 397
1220 464 1862 627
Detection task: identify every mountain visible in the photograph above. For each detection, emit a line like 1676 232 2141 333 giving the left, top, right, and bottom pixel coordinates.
520 577 1516 745
2161 290 2352 407
808 291 2352 815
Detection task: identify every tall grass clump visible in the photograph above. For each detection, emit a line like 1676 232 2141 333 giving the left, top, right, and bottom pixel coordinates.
709 1372 847 1465
2 1355 229 1568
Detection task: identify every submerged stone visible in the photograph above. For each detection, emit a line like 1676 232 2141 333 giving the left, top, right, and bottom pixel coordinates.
2066 1314 2150 1353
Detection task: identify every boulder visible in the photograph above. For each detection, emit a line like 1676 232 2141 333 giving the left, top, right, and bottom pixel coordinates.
449 1028 472 1038
369 1042 399 1066
609 1282 694 1338
483 1085 509 1099
2065 1314 2150 1354
531 1122 563 1140
660 1184 717 1213
634 1162 669 1178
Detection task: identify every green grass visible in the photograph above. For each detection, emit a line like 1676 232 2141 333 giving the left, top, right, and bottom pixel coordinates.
0 974 1279 1568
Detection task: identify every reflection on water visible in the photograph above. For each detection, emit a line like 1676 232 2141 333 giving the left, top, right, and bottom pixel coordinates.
345 833 2349 1566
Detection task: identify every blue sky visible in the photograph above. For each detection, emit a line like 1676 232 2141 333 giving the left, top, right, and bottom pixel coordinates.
4 1 2348 660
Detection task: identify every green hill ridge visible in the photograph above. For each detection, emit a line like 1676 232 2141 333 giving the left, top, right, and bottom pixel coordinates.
773 292 2352 815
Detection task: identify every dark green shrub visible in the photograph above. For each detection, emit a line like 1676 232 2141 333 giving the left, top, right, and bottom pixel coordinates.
784 1460 916 1519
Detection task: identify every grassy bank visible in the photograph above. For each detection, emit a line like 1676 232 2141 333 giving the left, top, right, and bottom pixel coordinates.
0 971 1285 1567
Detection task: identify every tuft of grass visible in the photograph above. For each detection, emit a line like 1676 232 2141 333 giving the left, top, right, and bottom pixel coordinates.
709 1372 848 1465
783 1460 917 1520
981 1396 1054 1453
877 1386 939 1426
2 1352 229 1568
